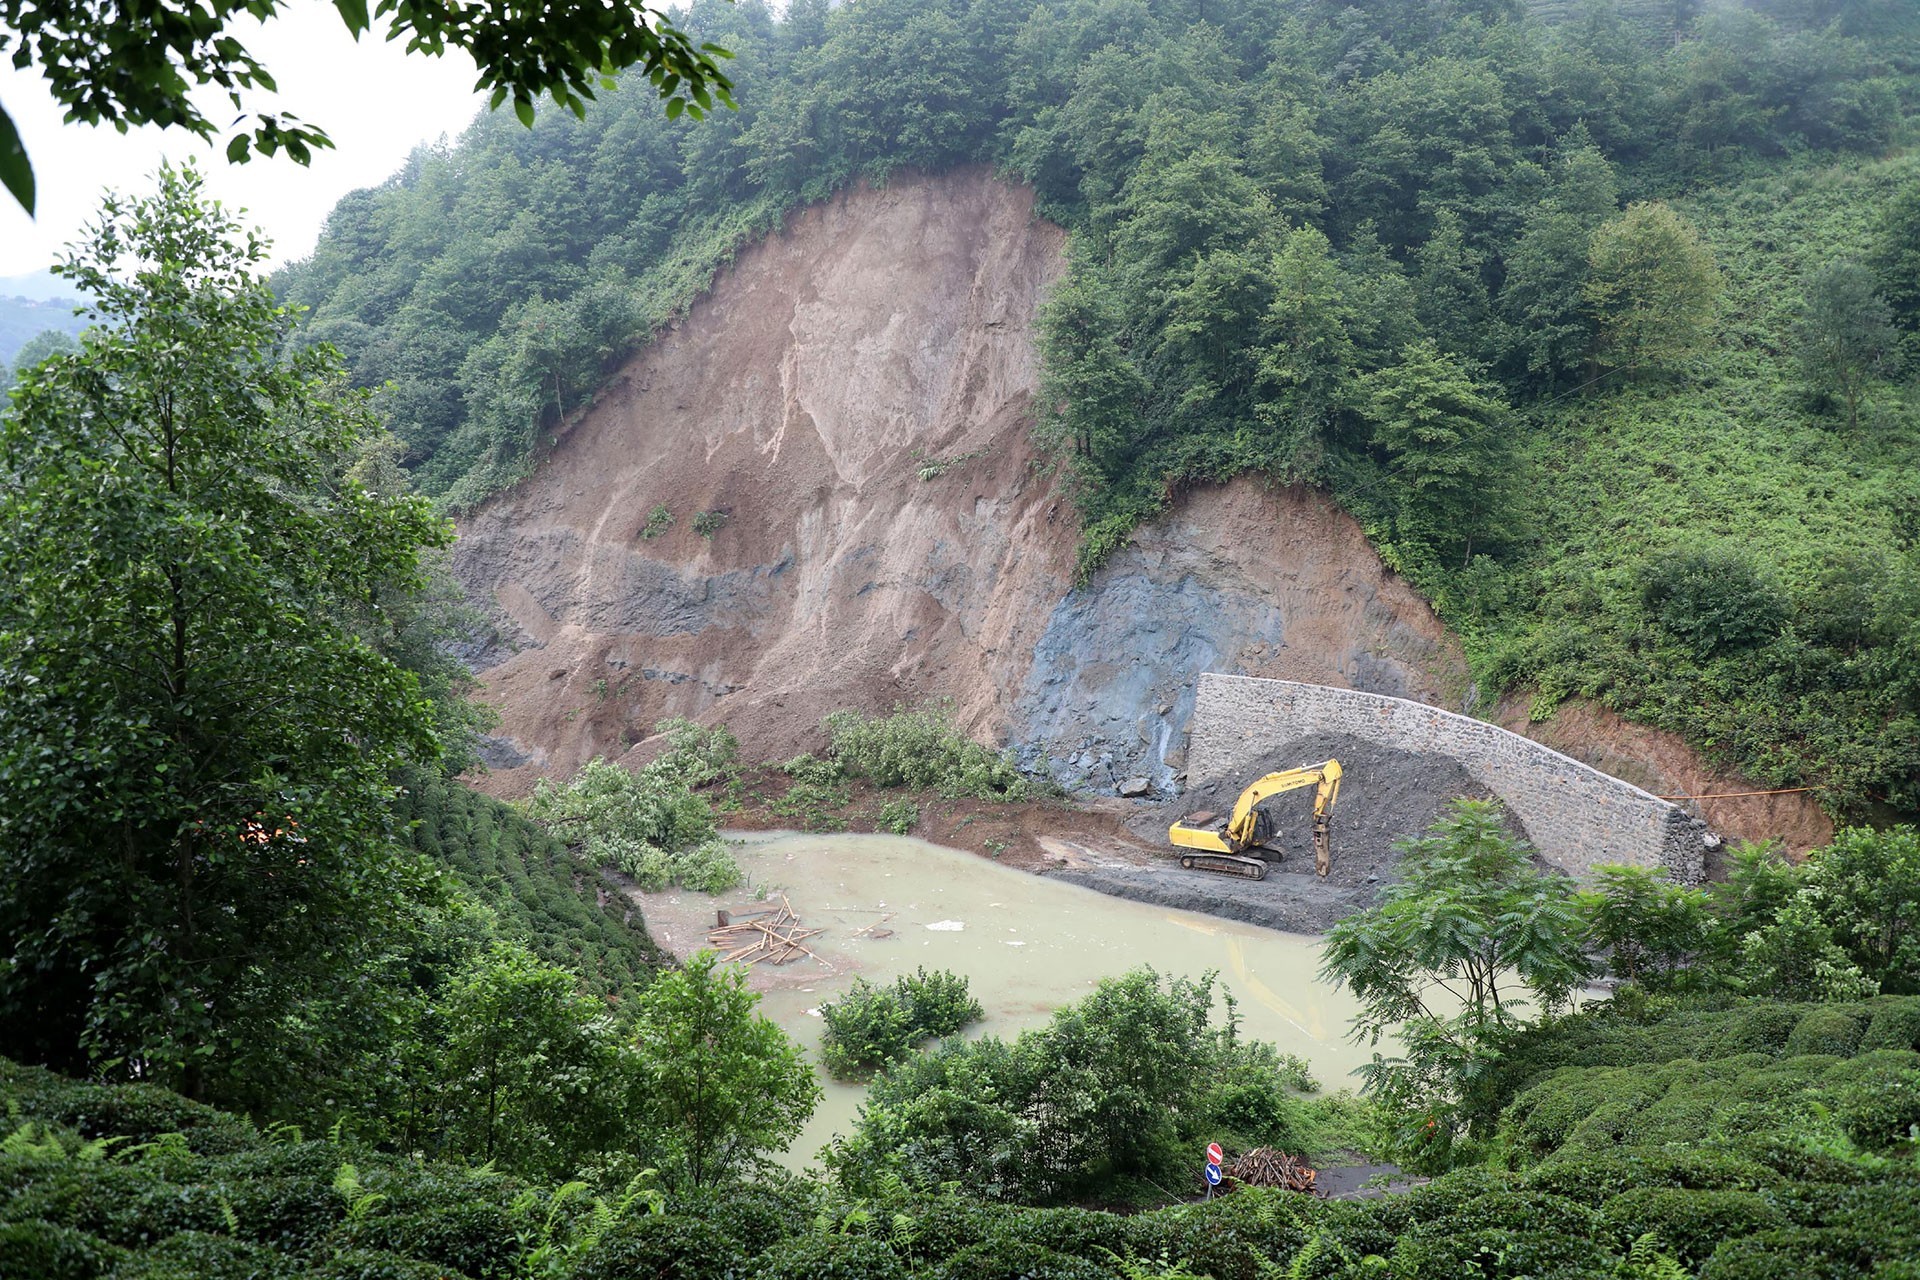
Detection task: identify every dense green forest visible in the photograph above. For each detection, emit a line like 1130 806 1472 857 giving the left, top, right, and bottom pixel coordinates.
278 0 1920 818
6 989 1919 1278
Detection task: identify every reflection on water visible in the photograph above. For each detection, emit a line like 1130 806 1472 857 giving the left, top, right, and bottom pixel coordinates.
633 831 1371 1169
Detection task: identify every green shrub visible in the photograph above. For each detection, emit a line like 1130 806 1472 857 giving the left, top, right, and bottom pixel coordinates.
1638 546 1786 658
220 1175 342 1255
926 1236 1115 1280
994 1206 1139 1265
825 704 1028 801
754 1233 908 1280
1860 1000 1920 1052
1786 1008 1867 1057
0 1220 122 1280
691 510 727 539
1500 1067 1667 1165
819 969 984 1081
672 839 744 894
663 1181 818 1256
572 1215 735 1280
1389 1188 1610 1280
1200 1041 1318 1155
1824 1050 1920 1149
1714 1005 1803 1056
0 1066 256 1156
1598 1188 1784 1266
1133 1193 1320 1280
100 1231 282 1280
0 1164 169 1246
306 1249 470 1280
332 1204 520 1280
528 754 738 893
1389 1228 1608 1280
640 504 673 538
1701 1227 1887 1280
1523 1151 1781 1206
875 799 918 835
773 754 853 830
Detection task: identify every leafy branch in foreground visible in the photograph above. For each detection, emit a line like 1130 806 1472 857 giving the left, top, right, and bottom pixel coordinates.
0 0 733 214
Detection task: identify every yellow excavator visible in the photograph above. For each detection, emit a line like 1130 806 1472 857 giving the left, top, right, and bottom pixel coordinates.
1168 760 1343 881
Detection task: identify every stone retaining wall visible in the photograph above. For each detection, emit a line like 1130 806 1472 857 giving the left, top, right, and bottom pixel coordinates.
1187 674 1710 882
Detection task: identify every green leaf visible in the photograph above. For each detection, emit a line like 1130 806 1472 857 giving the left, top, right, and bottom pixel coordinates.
513 96 536 128
331 0 371 36
0 103 34 215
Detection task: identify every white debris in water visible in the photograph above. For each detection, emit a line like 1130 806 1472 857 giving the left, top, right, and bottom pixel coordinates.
804 1008 822 1018
926 920 965 932
1004 941 1027 947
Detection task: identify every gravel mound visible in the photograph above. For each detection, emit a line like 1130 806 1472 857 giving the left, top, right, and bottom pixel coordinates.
1051 733 1531 934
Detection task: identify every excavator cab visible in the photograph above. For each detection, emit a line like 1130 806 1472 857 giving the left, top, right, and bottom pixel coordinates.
1169 759 1342 881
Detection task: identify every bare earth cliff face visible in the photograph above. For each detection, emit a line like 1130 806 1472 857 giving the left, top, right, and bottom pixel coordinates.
452 169 1829 852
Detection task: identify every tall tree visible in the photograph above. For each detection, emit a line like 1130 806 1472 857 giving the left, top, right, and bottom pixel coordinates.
1791 259 1901 430
1321 799 1589 1164
1585 201 1723 375
1867 178 1920 333
0 165 450 1096
1494 135 1619 389
1362 339 1514 565
1256 224 1359 476
631 950 820 1188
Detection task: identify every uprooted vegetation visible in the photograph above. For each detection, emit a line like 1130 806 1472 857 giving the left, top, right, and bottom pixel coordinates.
528 718 745 893
764 703 1035 833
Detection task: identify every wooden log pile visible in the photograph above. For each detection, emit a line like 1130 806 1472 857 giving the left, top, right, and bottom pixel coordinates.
708 895 829 968
1228 1147 1317 1193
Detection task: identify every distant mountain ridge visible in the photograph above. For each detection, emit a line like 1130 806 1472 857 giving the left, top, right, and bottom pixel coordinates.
0 292 87 368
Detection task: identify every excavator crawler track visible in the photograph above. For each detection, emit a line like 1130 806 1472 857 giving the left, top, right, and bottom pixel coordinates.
1178 852 1270 881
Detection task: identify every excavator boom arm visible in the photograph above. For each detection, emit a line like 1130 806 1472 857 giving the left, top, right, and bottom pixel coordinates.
1226 761 1343 848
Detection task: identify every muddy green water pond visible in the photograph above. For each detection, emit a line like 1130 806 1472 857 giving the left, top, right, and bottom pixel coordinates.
634 831 1372 1169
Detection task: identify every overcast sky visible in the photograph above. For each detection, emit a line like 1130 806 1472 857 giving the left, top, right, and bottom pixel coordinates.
0 4 492 279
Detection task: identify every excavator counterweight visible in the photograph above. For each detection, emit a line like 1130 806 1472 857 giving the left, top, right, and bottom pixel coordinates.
1169 759 1343 880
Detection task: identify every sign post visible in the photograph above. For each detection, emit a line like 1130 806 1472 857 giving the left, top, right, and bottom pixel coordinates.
1204 1142 1223 1200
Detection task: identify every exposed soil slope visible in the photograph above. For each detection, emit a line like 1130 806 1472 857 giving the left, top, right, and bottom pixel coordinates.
455 170 1073 784
453 169 1827 852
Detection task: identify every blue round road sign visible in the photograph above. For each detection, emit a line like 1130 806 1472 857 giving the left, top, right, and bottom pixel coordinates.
1204 1163 1223 1186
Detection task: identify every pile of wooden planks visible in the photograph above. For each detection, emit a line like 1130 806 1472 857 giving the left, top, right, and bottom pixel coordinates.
1227 1147 1317 1193
708 896 828 968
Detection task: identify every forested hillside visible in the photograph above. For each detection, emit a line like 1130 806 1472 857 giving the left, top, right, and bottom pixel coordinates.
280 0 1920 816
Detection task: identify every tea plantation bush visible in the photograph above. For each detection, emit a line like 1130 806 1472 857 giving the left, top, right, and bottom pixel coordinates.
7 994 1920 1279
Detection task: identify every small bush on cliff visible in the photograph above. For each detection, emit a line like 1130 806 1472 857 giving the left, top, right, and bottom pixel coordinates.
826 703 1029 802
876 799 918 834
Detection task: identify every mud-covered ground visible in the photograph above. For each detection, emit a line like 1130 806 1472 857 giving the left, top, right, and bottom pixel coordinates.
1041 732 1530 933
